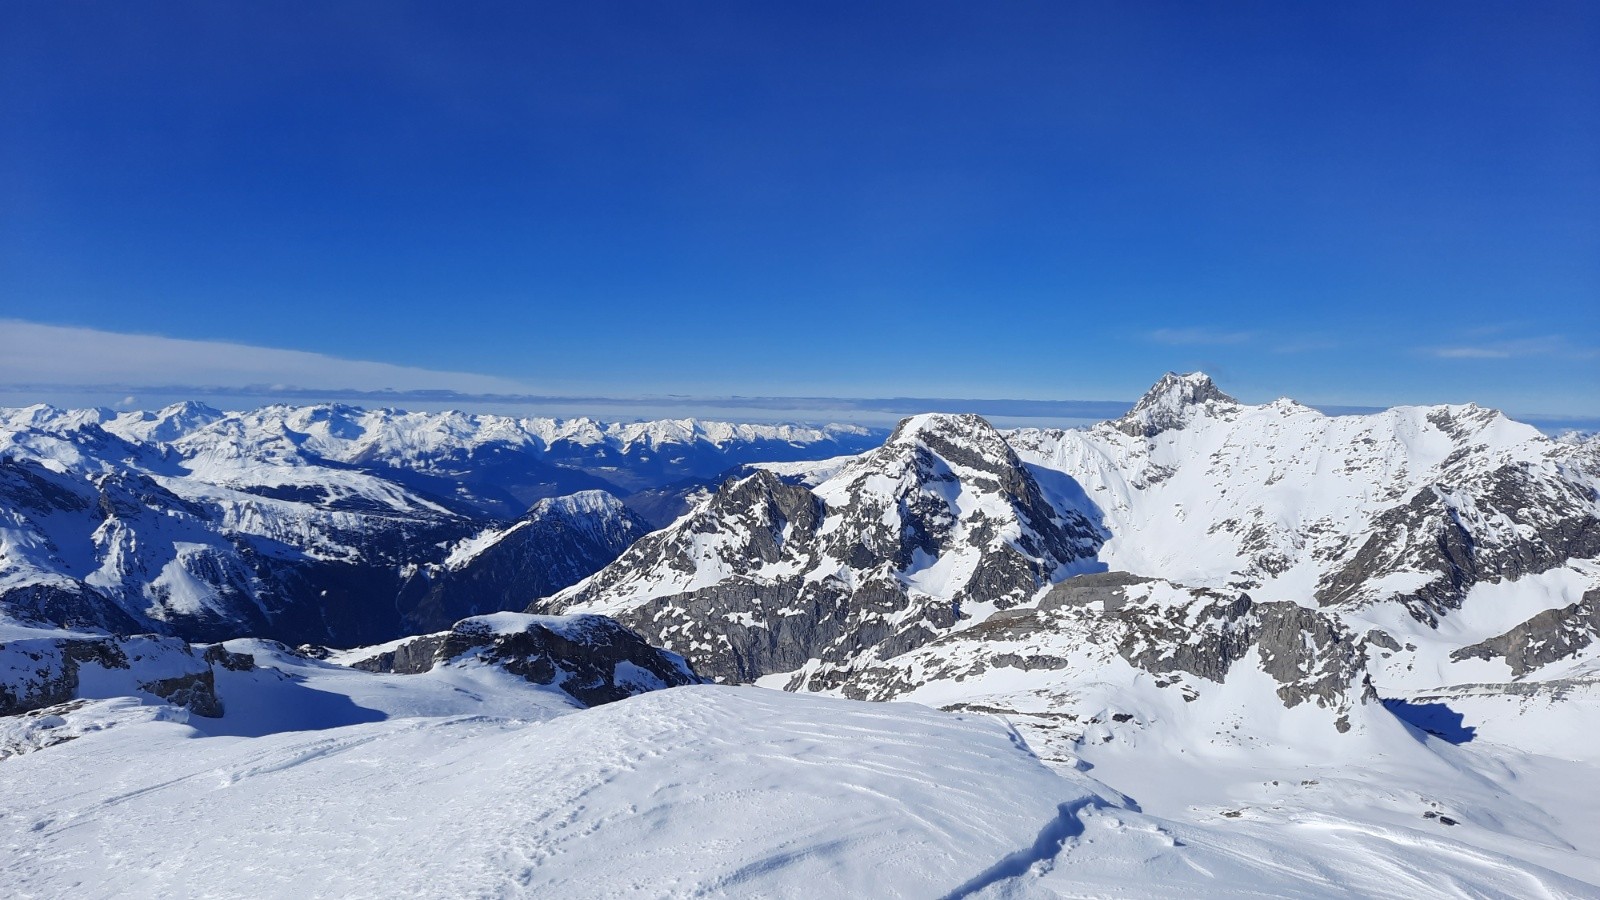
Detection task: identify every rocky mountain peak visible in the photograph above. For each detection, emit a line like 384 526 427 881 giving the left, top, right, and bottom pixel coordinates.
1113 371 1238 437
541 409 1104 687
888 412 998 443
527 489 628 521
879 412 1026 480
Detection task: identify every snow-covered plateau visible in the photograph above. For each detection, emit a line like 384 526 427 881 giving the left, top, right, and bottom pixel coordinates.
4 373 1600 897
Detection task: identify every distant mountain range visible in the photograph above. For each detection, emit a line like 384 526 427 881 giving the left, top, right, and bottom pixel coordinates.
0 403 880 645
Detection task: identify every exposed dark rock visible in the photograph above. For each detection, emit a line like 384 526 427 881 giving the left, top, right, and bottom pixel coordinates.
349 614 703 707
349 634 448 675
1451 588 1600 676
0 644 78 717
140 671 223 718
1253 601 1376 713
1317 463 1600 622
1112 372 1238 438
395 491 650 634
0 635 226 718
1365 629 1402 652
839 574 1372 727
1104 589 1255 684
203 644 258 672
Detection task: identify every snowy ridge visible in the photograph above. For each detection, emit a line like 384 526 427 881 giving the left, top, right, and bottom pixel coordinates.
0 609 694 733
525 374 1600 895
0 425 474 641
397 491 649 629
1110 370 1239 437
441 491 631 571
30 402 876 466
345 611 704 706
545 381 1600 698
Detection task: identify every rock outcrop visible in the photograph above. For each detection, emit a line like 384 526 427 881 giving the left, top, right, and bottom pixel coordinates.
1112 372 1239 438
0 633 248 718
1452 588 1600 676
351 613 704 707
841 572 1374 731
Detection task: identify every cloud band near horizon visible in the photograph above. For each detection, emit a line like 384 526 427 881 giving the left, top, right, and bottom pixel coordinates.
1 319 1595 432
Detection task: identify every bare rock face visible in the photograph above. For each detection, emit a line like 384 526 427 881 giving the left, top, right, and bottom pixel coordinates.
1452 588 1600 676
1251 601 1377 729
1317 459 1600 623
395 491 651 634
348 635 449 676
536 414 1104 688
841 572 1374 732
1112 372 1238 438
0 634 237 718
350 613 704 707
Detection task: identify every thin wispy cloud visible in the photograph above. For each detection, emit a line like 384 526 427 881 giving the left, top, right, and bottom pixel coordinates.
3 320 1593 431
1145 327 1256 346
0 320 535 395
0 320 1136 425
1426 335 1598 361
1433 346 1514 359
1268 338 1343 355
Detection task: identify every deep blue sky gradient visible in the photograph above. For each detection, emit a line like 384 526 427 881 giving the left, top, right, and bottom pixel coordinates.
2 2 1596 416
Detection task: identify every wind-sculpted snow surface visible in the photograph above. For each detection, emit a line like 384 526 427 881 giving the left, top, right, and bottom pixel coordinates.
4 683 1596 898
539 413 1104 687
497 375 1600 895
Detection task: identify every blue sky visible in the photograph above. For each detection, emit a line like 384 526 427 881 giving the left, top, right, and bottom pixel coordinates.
2 2 1596 423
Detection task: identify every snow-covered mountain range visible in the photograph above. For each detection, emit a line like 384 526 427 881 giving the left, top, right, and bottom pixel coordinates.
543 374 1600 703
4 374 1600 895
520 373 1600 891
0 403 879 644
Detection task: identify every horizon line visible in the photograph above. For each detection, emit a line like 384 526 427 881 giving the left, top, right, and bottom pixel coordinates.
3 382 1597 434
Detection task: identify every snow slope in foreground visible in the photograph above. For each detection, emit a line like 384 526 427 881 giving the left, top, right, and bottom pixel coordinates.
4 683 1598 899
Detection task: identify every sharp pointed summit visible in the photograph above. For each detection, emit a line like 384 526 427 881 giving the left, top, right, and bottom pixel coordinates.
883 413 1028 480
1114 371 1238 437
